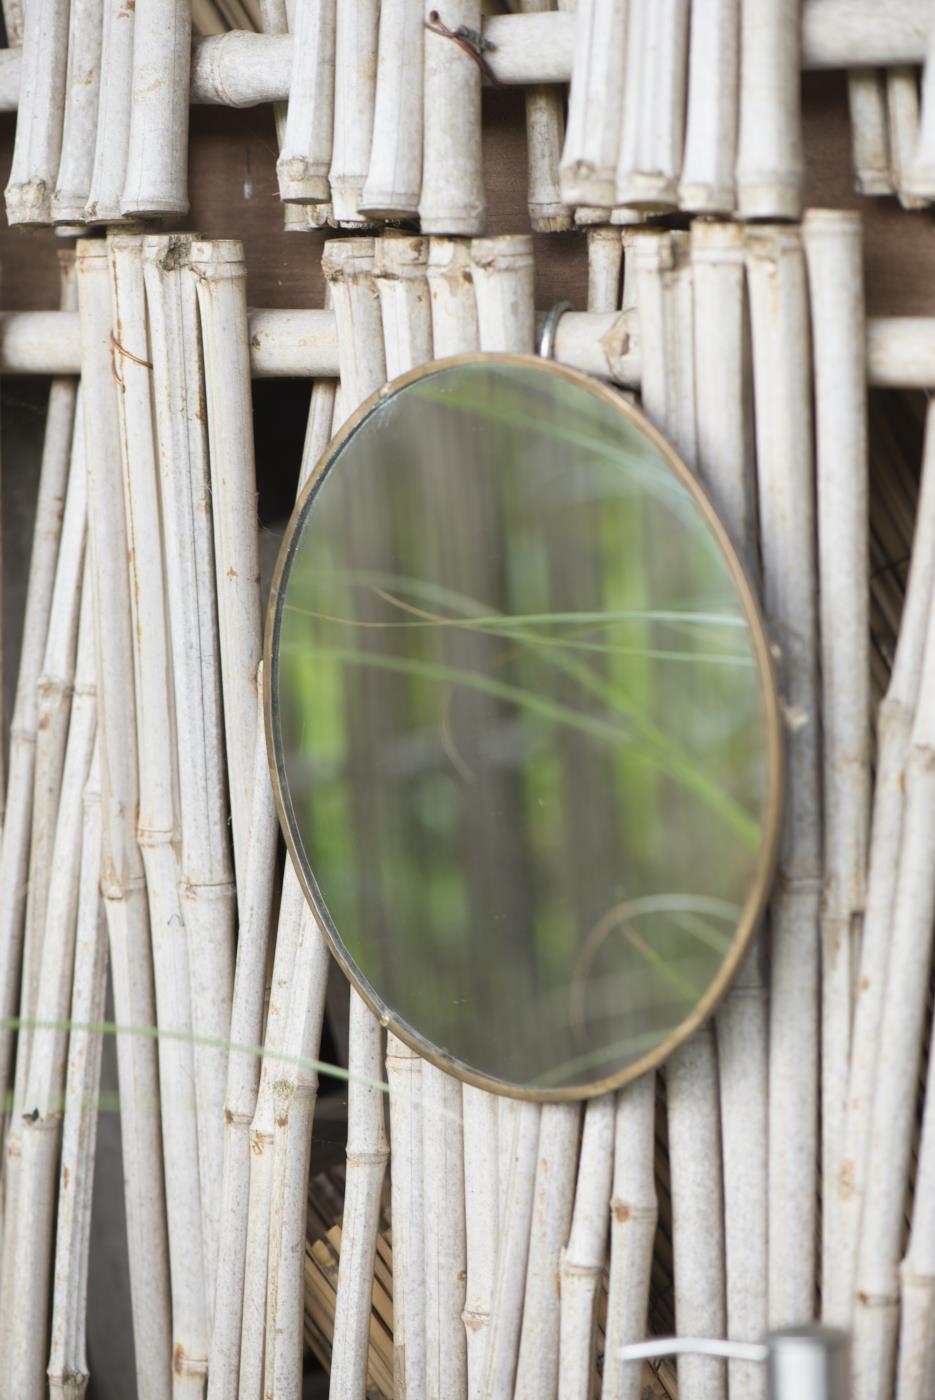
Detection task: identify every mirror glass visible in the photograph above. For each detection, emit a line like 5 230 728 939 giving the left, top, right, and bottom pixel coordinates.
268 357 779 1096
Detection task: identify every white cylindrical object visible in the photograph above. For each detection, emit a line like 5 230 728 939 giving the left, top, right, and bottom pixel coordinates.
887 66 930 210
735 0 804 219
386 1035 427 1400
190 239 263 906
560 0 628 207
51 0 104 224
374 233 434 378
329 0 379 225
470 234 536 354
4 0 69 224
847 68 894 196
557 1094 614 1400
632 228 697 467
679 0 740 212
745 224 821 1328
462 1085 499 1400
518 0 573 231
802 209 871 1326
277 0 336 203
427 237 481 356
121 0 191 216
322 237 388 424
895 1041 935 1400
422 1063 468 1400
85 0 136 223
616 0 690 210
419 0 486 234
359 0 423 217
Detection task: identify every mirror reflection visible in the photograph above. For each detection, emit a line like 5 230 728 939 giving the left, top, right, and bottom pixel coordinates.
269 358 778 1095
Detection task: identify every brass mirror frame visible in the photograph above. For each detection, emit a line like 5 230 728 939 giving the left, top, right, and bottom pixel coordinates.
265 352 784 1101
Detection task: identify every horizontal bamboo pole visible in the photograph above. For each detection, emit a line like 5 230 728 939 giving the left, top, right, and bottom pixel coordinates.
0 2 927 115
13 306 935 394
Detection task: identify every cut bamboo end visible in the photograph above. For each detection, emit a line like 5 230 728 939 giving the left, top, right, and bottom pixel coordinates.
359 0 423 219
470 233 536 354
419 0 486 235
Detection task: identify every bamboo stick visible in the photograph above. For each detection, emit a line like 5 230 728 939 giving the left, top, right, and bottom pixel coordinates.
600 1074 657 1400
277 0 336 203
329 0 379 225
480 1099 541 1400
586 227 623 313
206 671 281 1400
421 1064 468 1400
190 239 263 904
802 209 871 1326
85 0 136 223
679 0 739 213
470 235 536 354
262 900 330 1400
851 603 935 1398
559 0 628 208
121 0 192 216
0 260 77 1134
886 66 930 210
419 0 486 234
906 11 935 199
47 750 107 1400
514 1104 580 1400
557 1094 613 1400
3 0 68 224
2 0 22 44
895 1041 935 1400
75 236 172 1400
256 0 317 231
386 1034 427 1400
735 0 804 219
615 0 690 211
238 867 306 1400
8 580 96 1400
667 1029 727 1400
461 1087 500 1400
329 991 390 1399
632 228 697 467
359 0 423 218
846 69 894 196
110 231 208 1394
517 0 572 231
322 238 388 421
839 401 935 1327
51 0 104 225
745 224 821 1328
426 238 481 357
143 232 236 1314
374 233 434 378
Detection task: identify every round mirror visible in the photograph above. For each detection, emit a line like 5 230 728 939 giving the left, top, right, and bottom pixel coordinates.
266 355 781 1098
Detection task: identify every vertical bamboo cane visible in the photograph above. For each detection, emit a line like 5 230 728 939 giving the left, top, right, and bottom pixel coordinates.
238 867 307 1400
480 1100 541 1400
691 217 765 1399
586 227 623 314
615 0 690 211
110 231 208 1393
51 0 104 226
517 0 573 231
514 1104 580 1400
8 582 96 1400
206 672 281 1400
887 67 929 211
470 235 536 354
4 0 69 224
557 1094 614 1400
421 1063 468 1400
632 228 697 467
47 749 106 1400
329 0 380 225
262 901 330 1400
329 991 390 1399
121 0 191 217
559 0 628 208
419 0 486 234
190 239 263 904
426 238 481 358
745 224 821 1328
907 14 935 199
75 235 172 1400
667 1029 728 1400
360 0 424 218
277 0 337 204
851 607 935 1398
386 1034 427 1400
143 232 236 1314
839 402 935 1325
322 238 388 421
374 233 434 378
0 263 76 1119
735 0 804 219
85 0 136 223
1 0 22 44
847 70 894 197
679 0 739 213
257 0 320 230
598 1074 657 1400
802 209 871 1325
895 1042 935 1400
